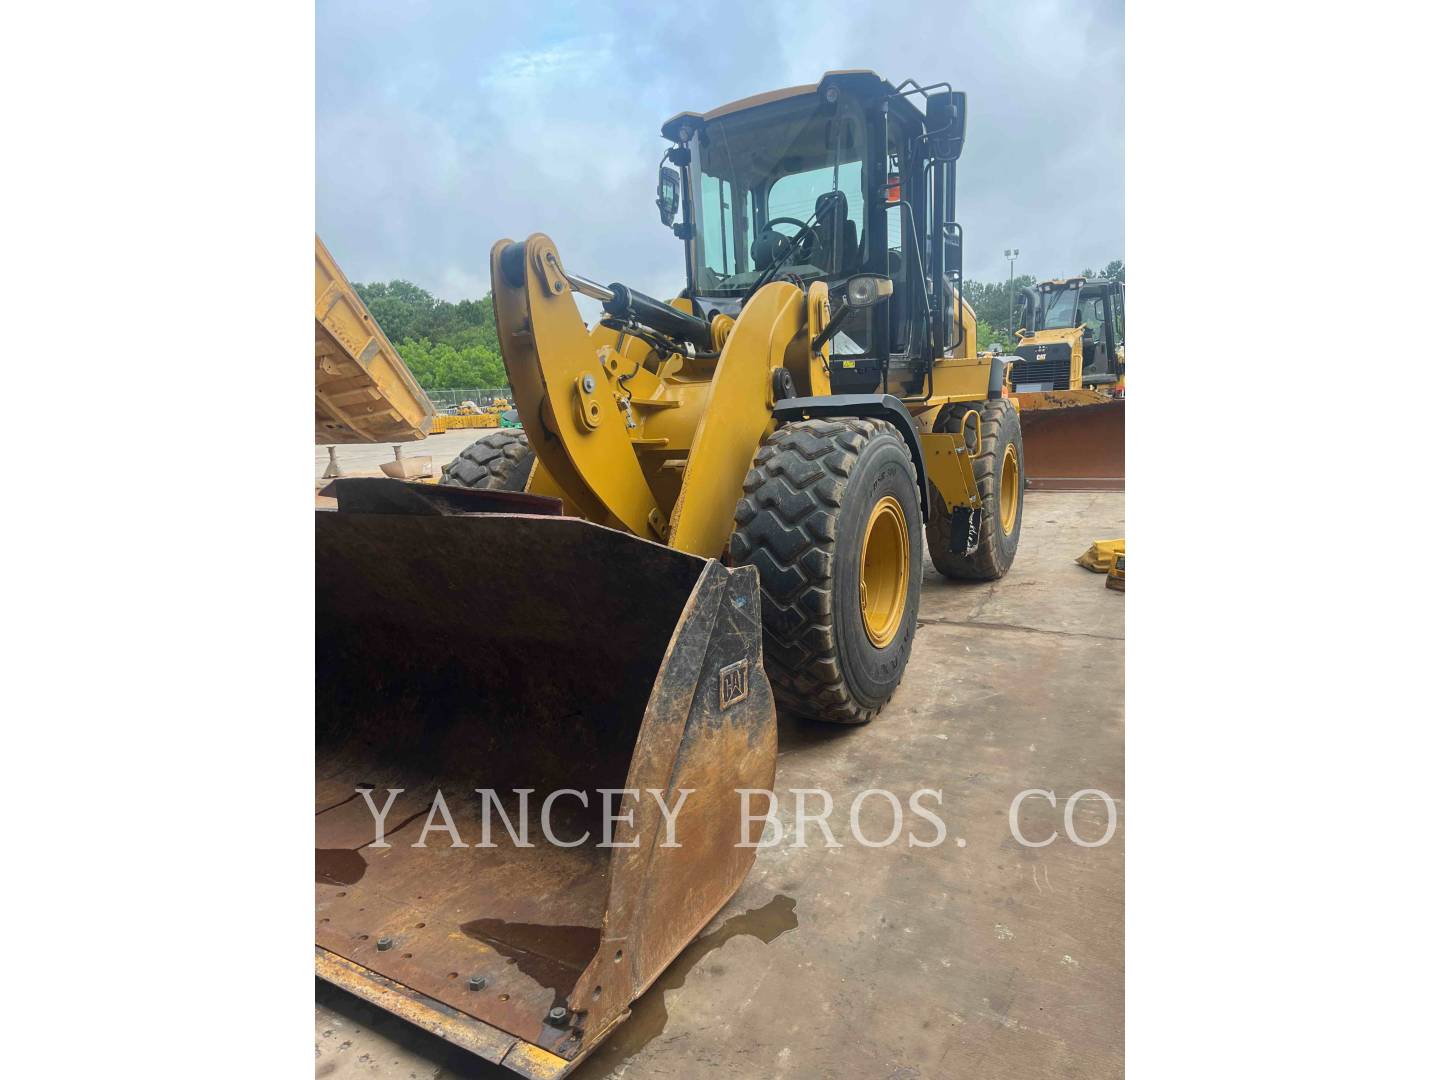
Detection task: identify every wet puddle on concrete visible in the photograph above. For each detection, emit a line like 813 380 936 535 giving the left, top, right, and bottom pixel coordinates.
572 894 797 1076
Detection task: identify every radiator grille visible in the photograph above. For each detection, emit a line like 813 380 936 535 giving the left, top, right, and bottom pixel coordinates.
1010 343 1072 391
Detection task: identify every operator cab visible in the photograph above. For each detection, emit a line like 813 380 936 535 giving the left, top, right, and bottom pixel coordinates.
657 71 967 400
1022 277 1125 383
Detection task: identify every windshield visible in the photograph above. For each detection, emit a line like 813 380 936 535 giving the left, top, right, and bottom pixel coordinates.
688 94 867 297
1039 287 1080 329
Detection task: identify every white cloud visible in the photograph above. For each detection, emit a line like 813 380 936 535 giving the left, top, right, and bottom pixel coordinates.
317 0 1124 299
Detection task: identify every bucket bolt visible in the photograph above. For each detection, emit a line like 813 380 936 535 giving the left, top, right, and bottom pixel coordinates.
376 936 395 951
546 1006 570 1026
468 975 487 991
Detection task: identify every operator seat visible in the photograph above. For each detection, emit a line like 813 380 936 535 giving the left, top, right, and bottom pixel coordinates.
813 191 858 275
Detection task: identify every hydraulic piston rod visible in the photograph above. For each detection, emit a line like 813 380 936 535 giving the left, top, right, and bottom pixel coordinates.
601 283 713 351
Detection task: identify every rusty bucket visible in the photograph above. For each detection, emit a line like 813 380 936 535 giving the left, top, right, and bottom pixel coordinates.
1017 396 1125 491
316 479 776 1077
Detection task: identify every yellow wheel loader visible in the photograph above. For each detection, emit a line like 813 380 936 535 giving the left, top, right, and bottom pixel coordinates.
319 70 1023 1077
1008 275 1125 490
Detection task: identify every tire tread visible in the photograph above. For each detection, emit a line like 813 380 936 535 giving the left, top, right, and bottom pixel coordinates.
441 429 534 490
731 418 916 725
926 399 1023 580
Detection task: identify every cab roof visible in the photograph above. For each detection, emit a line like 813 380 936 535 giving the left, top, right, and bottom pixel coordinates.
1038 276 1117 290
661 70 923 142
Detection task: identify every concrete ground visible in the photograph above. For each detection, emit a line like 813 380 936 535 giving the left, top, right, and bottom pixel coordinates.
316 490 1124 1079
317 430 494 483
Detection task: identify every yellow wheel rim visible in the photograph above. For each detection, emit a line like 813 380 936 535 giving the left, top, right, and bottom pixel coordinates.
1000 444 1020 535
859 495 910 648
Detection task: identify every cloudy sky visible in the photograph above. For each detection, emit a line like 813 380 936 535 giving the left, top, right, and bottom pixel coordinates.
317 0 1123 303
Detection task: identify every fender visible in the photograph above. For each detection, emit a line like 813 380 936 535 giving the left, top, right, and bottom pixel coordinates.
771 394 933 521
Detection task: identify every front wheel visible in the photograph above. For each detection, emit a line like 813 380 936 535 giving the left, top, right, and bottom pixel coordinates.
731 418 923 725
926 399 1024 580
440 429 535 490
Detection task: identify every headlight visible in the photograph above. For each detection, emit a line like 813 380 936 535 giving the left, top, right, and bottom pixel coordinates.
845 275 894 308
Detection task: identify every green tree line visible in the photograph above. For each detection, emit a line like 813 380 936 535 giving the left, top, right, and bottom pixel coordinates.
353 280 508 390
357 258 1122 389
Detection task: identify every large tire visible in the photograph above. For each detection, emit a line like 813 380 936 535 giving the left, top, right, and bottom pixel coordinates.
926 399 1023 580
441 429 535 491
731 418 923 725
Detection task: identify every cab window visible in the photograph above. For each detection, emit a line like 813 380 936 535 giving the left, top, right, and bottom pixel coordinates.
766 159 864 264
1040 287 1080 329
699 174 753 277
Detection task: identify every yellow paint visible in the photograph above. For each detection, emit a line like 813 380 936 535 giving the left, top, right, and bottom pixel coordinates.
958 292 978 358
1012 275 1126 412
526 458 580 516
804 280 833 397
487 230 999 561
500 1042 571 1079
859 495 910 647
430 412 500 432
668 281 804 555
314 947 520 1064
919 432 980 512
1015 387 1113 411
1019 324 1086 385
315 235 434 444
920 296 990 407
491 234 663 536
1076 538 1124 573
1000 444 1020 534
925 358 991 406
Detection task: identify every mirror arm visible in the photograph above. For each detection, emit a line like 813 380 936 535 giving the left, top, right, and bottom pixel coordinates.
675 148 696 293
811 300 852 355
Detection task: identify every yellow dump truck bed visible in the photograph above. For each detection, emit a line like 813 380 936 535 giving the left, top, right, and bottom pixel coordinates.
315 236 435 444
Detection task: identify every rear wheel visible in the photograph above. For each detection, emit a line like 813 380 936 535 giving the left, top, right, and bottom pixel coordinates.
731 418 922 725
926 399 1023 580
441 429 535 491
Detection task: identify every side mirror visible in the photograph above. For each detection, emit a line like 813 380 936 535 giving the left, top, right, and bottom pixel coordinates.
656 166 681 228
925 91 966 161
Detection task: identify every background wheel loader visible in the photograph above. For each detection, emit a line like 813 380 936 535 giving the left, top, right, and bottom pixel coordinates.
319 70 1024 1077
1006 275 1126 490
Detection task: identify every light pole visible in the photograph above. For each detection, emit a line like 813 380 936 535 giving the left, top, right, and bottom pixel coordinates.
1005 248 1020 338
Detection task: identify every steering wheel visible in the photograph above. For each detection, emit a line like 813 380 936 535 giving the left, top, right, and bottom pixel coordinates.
752 216 818 270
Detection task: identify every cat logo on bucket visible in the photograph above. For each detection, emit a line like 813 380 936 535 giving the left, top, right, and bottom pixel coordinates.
719 659 749 709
